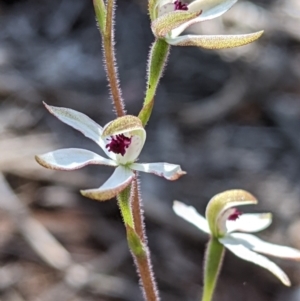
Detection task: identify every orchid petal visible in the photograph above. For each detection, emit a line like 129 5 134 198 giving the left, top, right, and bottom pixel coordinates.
226 213 272 233
173 201 210 234
152 10 201 38
157 2 176 18
188 0 237 21
103 116 146 164
116 134 145 164
81 166 135 201
167 31 264 49
44 103 111 157
35 148 116 170
131 162 186 180
221 236 291 286
170 0 237 37
227 233 300 260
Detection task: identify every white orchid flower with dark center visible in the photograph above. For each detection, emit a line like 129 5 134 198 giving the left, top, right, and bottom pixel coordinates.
150 0 264 49
173 190 300 286
35 103 185 201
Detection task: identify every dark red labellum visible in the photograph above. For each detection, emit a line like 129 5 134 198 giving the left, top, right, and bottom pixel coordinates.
174 0 188 11
106 134 132 156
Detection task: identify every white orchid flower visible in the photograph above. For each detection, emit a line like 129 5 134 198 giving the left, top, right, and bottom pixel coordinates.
35 103 185 201
150 0 263 49
173 190 300 286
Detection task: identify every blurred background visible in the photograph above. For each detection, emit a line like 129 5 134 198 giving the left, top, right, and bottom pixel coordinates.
0 0 300 300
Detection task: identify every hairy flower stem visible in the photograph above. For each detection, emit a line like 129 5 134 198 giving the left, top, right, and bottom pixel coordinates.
202 237 225 301
131 178 160 301
138 39 170 126
102 0 125 117
134 251 160 301
132 177 145 240
118 179 160 301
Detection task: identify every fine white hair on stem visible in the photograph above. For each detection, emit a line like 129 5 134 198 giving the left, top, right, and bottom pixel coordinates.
101 0 126 117
146 40 171 92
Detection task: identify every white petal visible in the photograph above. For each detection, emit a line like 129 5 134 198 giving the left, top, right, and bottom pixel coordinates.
81 166 135 201
158 0 173 7
221 235 291 286
131 162 186 180
35 148 117 170
227 233 300 260
188 0 237 21
170 0 237 37
158 3 175 17
44 103 111 157
173 201 210 234
226 213 272 233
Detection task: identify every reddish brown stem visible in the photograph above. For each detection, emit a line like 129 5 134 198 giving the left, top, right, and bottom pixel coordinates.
132 177 145 241
131 177 160 301
135 253 160 301
103 0 125 117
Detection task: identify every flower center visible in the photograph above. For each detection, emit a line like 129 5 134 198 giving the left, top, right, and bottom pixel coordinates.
174 0 188 11
106 134 132 156
228 209 242 221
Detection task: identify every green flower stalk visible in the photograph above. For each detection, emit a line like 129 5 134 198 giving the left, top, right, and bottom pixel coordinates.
138 39 170 126
173 190 300 301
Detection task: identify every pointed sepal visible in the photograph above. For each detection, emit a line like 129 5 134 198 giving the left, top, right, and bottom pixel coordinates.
80 166 134 201
173 201 210 234
222 238 292 286
131 162 186 180
43 102 104 147
35 148 117 170
167 31 264 49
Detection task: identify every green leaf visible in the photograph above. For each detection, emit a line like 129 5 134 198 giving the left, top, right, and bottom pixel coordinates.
93 0 106 35
126 225 146 258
